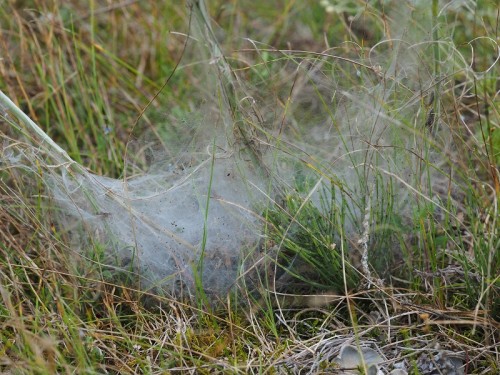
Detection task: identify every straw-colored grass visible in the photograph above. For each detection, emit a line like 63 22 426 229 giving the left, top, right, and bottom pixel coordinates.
1 1 498 373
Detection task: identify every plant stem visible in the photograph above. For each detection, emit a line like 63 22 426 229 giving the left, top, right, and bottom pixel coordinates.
0 89 79 170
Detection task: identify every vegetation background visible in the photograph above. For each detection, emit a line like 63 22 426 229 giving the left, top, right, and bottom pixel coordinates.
0 0 499 373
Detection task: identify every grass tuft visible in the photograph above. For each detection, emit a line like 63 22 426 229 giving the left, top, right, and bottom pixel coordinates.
1 0 499 373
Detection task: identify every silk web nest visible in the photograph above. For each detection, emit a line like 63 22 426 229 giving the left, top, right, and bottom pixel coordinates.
0 1 462 304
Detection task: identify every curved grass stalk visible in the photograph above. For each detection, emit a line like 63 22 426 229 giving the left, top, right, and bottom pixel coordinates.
0 89 82 172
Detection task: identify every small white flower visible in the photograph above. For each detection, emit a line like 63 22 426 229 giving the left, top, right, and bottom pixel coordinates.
325 5 336 13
